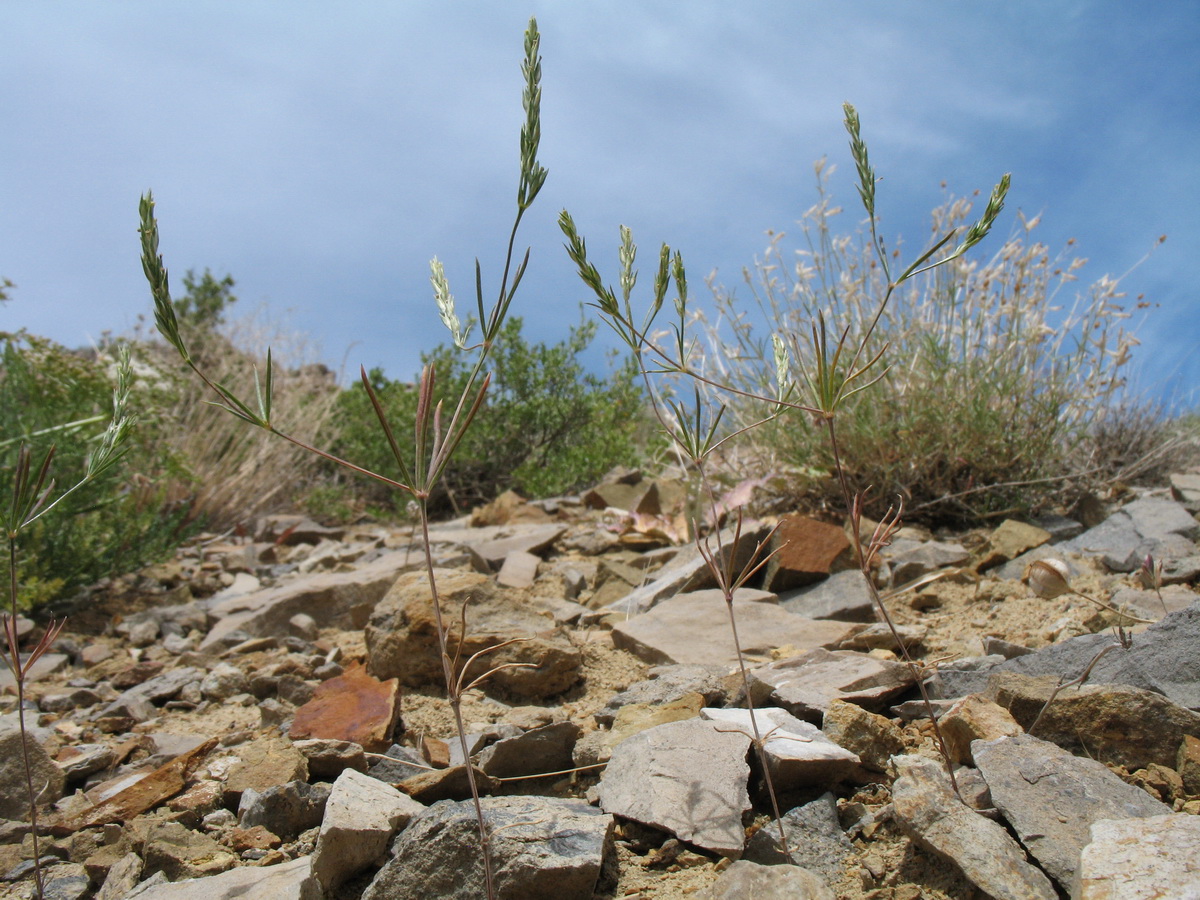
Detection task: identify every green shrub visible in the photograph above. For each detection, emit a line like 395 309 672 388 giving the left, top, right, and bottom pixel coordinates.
329 316 650 514
0 331 193 607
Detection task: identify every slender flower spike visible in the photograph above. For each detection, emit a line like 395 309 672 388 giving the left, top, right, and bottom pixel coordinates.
431 257 468 350
771 333 791 403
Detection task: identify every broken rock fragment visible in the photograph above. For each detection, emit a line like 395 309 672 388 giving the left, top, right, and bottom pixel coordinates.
891 754 1057 900
362 795 612 900
598 717 751 858
289 661 401 752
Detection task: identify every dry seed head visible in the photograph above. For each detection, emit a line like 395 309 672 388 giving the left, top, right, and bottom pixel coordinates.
1024 558 1071 599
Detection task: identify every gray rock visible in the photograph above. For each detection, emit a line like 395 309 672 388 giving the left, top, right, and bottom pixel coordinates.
311 768 424 893
742 792 854 884
288 613 319 641
362 795 612 900
365 568 583 698
973 734 1171 889
1060 496 1198 571
199 662 249 701
611 591 853 668
925 654 1007 699
990 602 1200 710
496 549 542 588
695 860 835 899
700 707 860 789
367 743 427 783
0 715 65 819
97 666 203 721
985 673 1200 770
238 780 331 840
202 549 417 649
598 664 732 726
598 718 751 857
778 569 876 622
1109 584 1197 618
477 721 581 779
292 739 368 780
890 755 1057 900
141 821 236 880
1076 813 1200 899
95 852 142 900
748 648 915 720
463 524 566 571
128 855 319 900
885 538 970 582
600 521 772 616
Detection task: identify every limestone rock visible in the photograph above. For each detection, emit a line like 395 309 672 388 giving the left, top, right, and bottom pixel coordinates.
1059 496 1198 572
599 520 772 616
986 672 1200 770
598 718 751 857
598 664 733 725
238 780 330 840
973 734 1171 889
991 602 1200 710
821 698 906 772
1076 813 1200 899
742 792 854 884
975 519 1052 572
476 721 580 779
311 769 424 893
365 568 583 698
940 694 1022 765
362 796 612 900
695 860 835 900
611 591 852 668
128 855 319 900
141 821 236 880
749 648 914 720
700 707 861 789
778 569 876 622
0 715 65 819
201 549 417 649
220 736 308 802
891 755 1057 900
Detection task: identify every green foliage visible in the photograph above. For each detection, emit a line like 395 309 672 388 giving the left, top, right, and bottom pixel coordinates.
330 317 648 513
176 269 237 333
0 331 193 608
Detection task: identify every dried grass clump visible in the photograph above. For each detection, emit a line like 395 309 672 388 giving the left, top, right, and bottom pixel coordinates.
696 162 1166 523
138 308 339 532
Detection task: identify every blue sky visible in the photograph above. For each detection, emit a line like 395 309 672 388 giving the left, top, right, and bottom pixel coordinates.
3 2 1197 409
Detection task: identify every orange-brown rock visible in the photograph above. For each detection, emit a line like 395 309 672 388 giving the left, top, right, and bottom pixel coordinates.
290 661 402 753
763 515 851 591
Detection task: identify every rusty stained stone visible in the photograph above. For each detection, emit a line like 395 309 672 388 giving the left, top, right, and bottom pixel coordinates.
290 660 401 753
58 738 218 833
763 515 852 591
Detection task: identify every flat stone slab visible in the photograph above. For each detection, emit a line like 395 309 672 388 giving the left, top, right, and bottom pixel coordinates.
696 860 835 900
762 515 850 591
601 521 772 616
463 524 566 570
973 734 1171 890
891 755 1057 900
1059 496 1198 571
362 796 612 900
748 648 915 719
201 549 418 649
1077 813 1200 899
127 855 319 899
598 718 751 858
991 601 1200 710
700 707 860 789
778 569 876 622
612 591 853 668
290 661 401 753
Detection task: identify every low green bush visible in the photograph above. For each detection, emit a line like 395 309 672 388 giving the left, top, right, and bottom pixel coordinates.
328 315 650 515
0 330 192 608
